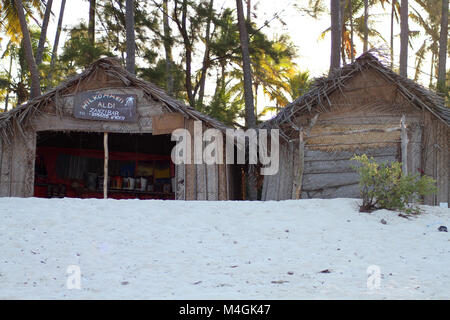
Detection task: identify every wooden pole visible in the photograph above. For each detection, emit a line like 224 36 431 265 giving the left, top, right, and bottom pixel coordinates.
401 115 408 176
241 167 246 200
104 132 108 199
292 115 318 199
295 129 305 199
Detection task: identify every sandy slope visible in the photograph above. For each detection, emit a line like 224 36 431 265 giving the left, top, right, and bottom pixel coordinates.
0 197 448 299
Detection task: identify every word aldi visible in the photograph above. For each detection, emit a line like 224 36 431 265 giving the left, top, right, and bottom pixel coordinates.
74 91 137 122
171 121 280 175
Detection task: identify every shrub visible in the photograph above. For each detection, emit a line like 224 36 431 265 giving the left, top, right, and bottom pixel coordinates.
351 154 437 214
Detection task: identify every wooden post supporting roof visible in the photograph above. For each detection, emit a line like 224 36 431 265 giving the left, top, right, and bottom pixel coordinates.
293 129 305 199
401 115 408 176
103 132 108 199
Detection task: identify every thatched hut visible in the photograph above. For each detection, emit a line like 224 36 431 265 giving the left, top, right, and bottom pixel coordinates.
261 52 449 206
0 58 241 200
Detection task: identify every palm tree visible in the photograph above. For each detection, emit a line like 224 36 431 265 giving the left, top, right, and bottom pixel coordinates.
35 0 53 66
1 30 48 106
399 0 408 77
246 0 251 22
87 0 96 63
339 0 363 62
287 71 312 100
236 0 257 200
348 0 355 62
14 0 41 99
236 0 256 130
1 41 18 111
162 0 174 95
258 70 312 118
251 36 298 110
377 0 400 68
330 0 341 73
196 0 215 108
0 0 43 43
410 0 442 87
317 1 387 64
363 0 368 52
125 0 135 74
88 0 96 45
437 0 448 94
379 0 400 68
317 1 383 64
47 0 66 89
173 0 195 107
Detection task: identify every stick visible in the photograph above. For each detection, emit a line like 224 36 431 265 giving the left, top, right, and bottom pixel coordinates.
104 132 108 199
294 129 305 199
401 115 408 176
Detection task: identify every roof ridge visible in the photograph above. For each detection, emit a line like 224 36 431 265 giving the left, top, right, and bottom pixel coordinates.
0 57 231 141
261 51 448 132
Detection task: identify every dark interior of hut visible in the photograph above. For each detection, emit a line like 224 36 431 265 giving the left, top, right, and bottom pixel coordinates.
34 131 176 200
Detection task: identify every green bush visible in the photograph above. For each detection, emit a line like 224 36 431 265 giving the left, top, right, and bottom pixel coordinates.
351 154 437 214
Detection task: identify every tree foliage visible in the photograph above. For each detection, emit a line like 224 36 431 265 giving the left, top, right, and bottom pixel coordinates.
0 0 446 118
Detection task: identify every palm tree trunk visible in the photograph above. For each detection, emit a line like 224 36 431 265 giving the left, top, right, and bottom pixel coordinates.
254 83 258 114
88 0 96 45
236 0 256 129
197 0 214 108
399 0 408 77
349 0 354 62
390 0 395 69
46 0 66 90
14 0 41 99
246 0 251 22
220 62 226 91
340 0 346 65
437 0 448 94
125 0 135 74
4 54 13 111
430 52 435 88
88 0 96 63
174 0 195 107
35 0 53 66
330 0 341 73
363 0 369 52
236 0 257 200
182 1 195 107
162 0 174 95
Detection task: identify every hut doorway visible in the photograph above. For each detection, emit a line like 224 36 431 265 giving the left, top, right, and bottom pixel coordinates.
34 131 176 200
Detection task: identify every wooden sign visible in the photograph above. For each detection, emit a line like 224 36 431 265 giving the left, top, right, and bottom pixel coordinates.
74 92 137 122
152 113 185 135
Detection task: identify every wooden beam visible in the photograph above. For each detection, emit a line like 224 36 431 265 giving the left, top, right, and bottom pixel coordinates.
278 141 294 200
0 138 11 197
289 125 401 142
294 129 305 199
306 126 401 139
185 119 196 200
401 115 408 176
304 146 398 162
306 140 400 148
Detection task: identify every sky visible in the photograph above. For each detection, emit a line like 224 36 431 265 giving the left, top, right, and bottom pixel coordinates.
1 0 440 117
